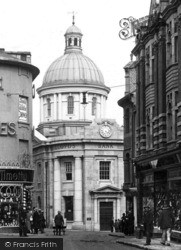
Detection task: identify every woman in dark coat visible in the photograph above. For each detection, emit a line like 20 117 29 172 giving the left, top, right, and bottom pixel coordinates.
143 206 154 246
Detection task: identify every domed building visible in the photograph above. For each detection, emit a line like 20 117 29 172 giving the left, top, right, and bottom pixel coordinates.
33 20 125 231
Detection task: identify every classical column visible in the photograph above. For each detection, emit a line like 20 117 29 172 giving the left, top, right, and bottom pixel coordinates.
40 96 44 123
100 95 104 118
53 94 57 120
49 159 54 226
54 158 61 215
118 155 124 189
73 157 83 228
58 93 62 120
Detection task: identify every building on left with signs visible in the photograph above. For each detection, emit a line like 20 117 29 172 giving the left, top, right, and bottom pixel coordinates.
0 49 39 232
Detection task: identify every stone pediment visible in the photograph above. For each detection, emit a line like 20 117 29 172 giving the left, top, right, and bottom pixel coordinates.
89 185 122 195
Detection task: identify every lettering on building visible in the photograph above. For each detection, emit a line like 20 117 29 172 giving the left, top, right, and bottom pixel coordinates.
0 122 16 136
0 169 33 182
54 144 76 150
98 144 113 149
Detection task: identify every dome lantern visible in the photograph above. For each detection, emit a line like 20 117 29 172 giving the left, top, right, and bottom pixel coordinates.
64 15 83 54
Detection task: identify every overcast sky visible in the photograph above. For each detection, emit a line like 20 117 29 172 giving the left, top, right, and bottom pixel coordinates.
0 0 151 127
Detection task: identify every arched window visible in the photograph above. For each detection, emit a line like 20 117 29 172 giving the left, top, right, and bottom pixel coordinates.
92 97 97 115
74 38 78 46
68 38 72 46
67 95 74 114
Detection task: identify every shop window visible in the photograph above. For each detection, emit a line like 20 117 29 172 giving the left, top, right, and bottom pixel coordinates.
92 97 97 115
67 95 74 114
65 162 72 181
64 196 73 221
0 185 21 227
99 161 110 180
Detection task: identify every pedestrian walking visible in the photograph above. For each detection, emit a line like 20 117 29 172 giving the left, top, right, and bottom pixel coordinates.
26 210 31 233
39 210 46 233
143 206 153 246
121 213 126 233
114 219 119 232
110 217 114 232
54 211 64 236
19 207 28 237
33 208 40 234
158 200 174 246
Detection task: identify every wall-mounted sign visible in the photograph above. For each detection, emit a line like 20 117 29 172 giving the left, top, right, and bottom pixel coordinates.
0 122 16 136
0 169 34 183
19 96 28 122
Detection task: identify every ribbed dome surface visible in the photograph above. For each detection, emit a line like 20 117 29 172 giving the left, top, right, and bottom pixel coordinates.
65 24 82 35
42 52 105 86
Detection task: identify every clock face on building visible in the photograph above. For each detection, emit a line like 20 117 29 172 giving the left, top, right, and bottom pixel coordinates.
99 124 112 138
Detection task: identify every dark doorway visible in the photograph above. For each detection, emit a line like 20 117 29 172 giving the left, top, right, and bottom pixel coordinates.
100 202 113 231
64 196 73 221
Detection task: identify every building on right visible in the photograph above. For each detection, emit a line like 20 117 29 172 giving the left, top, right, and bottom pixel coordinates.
119 0 181 233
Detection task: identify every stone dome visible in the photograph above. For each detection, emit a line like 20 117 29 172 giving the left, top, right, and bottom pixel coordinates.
42 23 105 87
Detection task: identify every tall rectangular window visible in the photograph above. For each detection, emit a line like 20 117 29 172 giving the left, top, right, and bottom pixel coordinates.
92 97 97 115
67 96 74 114
174 36 178 63
99 161 110 180
65 162 72 180
47 97 51 116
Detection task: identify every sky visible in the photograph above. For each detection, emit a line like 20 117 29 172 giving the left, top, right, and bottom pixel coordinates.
0 0 151 128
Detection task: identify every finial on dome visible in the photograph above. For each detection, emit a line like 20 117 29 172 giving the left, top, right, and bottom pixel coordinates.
72 12 75 25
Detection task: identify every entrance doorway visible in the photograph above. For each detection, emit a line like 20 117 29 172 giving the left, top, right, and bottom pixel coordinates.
100 202 113 231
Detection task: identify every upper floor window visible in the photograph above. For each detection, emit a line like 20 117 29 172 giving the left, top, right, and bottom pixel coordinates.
0 77 3 89
67 95 74 114
65 162 72 181
99 161 110 180
92 97 97 115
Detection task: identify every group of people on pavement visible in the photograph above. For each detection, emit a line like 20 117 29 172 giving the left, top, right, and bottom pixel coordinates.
110 210 134 235
19 206 46 237
143 200 174 247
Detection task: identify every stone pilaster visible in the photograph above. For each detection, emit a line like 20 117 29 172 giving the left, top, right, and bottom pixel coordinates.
54 158 61 215
139 48 146 155
72 157 83 229
152 41 159 150
158 25 167 149
49 159 54 226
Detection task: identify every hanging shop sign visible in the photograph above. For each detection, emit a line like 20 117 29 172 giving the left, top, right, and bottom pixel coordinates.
0 169 33 183
119 15 149 40
0 122 16 136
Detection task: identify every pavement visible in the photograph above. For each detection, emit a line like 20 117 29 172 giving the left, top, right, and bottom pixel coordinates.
110 232 181 250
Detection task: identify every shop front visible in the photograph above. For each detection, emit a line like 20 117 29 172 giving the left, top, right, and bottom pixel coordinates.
137 158 181 234
0 169 34 233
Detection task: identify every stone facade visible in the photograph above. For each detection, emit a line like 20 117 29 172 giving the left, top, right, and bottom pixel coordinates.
33 21 125 231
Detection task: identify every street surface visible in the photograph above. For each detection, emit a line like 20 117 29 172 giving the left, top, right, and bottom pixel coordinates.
62 230 136 250
0 229 137 250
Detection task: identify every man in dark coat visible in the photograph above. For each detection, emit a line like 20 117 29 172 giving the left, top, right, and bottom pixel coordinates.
19 207 28 237
54 211 64 236
143 206 154 246
33 208 40 234
158 201 174 246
